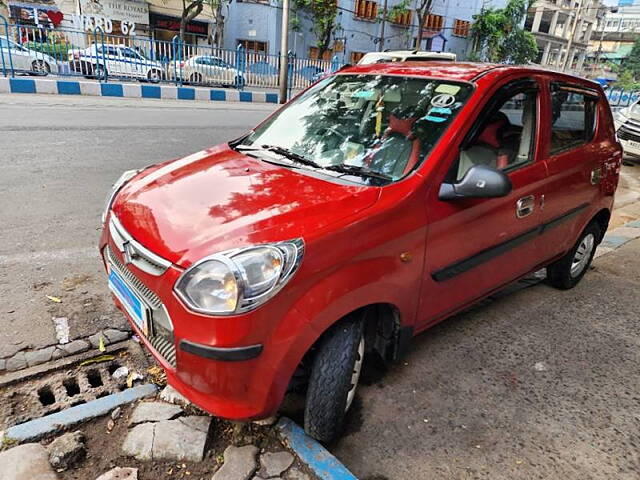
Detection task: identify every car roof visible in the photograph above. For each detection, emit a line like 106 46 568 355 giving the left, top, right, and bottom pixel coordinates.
338 61 600 86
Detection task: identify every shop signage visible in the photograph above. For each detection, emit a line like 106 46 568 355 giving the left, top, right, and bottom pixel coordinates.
8 2 64 27
79 0 149 25
149 13 208 36
71 14 137 35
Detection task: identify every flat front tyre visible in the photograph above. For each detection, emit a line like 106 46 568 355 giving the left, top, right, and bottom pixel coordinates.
546 222 601 290
304 317 364 443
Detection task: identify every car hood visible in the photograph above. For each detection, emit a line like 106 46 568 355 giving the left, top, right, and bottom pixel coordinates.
111 144 379 267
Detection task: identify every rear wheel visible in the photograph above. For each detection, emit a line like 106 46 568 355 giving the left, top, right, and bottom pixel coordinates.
304 316 364 443
189 72 203 85
94 64 107 80
234 75 245 89
546 222 600 290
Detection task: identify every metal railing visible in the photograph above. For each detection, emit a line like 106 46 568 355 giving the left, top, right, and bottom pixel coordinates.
606 88 640 108
0 17 343 95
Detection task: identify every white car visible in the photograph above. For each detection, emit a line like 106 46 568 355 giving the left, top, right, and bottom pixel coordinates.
614 101 640 158
69 44 165 82
357 50 456 65
0 38 58 75
170 55 245 87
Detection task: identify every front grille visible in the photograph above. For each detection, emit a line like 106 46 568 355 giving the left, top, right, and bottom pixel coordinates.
618 126 640 142
106 246 177 368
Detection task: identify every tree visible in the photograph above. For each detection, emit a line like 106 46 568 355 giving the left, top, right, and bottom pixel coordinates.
178 0 228 45
414 0 434 50
623 36 640 80
293 0 339 58
470 0 538 64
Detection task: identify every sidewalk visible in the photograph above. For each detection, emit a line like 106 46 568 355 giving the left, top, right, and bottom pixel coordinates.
331 234 640 479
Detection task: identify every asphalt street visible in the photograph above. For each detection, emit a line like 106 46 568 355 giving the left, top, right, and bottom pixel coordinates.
1 94 640 480
0 94 276 358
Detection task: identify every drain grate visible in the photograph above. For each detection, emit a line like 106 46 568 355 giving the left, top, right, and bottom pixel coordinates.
0 357 139 430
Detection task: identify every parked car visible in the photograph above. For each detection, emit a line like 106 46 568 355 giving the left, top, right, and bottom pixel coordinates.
69 44 164 82
169 55 245 87
100 63 622 443
613 100 640 158
358 50 457 65
0 38 58 75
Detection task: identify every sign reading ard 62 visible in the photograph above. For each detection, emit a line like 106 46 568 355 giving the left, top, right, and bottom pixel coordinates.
79 0 150 25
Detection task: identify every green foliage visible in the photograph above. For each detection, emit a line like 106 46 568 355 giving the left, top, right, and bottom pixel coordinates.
293 0 339 56
25 41 75 57
615 69 640 91
470 0 538 64
623 36 640 79
384 0 411 23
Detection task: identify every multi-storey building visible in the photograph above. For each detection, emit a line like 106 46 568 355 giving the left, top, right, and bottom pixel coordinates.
589 0 640 67
524 0 605 72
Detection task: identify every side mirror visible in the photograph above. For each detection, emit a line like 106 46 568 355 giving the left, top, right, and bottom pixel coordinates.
439 164 512 201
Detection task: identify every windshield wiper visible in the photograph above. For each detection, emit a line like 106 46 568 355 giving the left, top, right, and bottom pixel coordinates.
324 164 393 182
261 145 323 169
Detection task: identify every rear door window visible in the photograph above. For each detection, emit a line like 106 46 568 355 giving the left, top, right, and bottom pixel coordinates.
549 84 598 154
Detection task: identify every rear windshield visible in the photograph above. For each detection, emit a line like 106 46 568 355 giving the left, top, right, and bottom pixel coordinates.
245 74 473 183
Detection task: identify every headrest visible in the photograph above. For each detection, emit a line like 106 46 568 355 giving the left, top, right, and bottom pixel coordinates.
386 114 417 137
477 113 508 149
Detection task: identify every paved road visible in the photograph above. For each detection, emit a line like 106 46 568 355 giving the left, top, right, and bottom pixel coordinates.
0 94 276 358
333 239 640 480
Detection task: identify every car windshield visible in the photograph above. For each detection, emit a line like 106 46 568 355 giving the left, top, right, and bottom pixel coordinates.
242 74 473 183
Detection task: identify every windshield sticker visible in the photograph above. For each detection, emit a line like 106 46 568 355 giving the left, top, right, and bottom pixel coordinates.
430 93 456 108
353 90 378 100
423 115 447 123
435 84 461 95
428 107 452 115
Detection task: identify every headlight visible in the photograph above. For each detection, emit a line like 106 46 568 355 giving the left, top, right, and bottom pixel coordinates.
101 169 140 223
175 239 304 315
614 108 629 126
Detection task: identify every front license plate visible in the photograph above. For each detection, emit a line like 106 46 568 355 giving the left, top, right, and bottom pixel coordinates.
108 267 149 335
627 139 640 151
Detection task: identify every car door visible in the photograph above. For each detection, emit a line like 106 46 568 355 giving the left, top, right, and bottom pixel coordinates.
121 48 144 79
538 79 611 259
102 45 123 77
417 77 549 328
3 40 31 71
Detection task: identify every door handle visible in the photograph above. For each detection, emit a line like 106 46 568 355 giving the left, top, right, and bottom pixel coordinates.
516 195 535 218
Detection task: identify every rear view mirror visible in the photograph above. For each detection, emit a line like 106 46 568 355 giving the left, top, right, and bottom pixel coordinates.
439 164 512 200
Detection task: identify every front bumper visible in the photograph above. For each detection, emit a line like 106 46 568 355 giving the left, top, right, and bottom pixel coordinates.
99 217 301 420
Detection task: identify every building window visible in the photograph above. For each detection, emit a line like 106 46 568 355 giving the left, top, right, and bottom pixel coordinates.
334 39 344 52
422 14 444 32
238 40 267 53
355 0 378 20
309 47 333 61
350 51 365 63
452 19 471 37
391 9 412 27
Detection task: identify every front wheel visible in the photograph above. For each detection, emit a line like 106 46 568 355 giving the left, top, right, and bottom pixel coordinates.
546 222 601 290
147 69 162 83
31 60 50 76
304 317 364 443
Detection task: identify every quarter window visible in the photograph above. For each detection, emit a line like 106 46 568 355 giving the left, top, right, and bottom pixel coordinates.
549 85 598 154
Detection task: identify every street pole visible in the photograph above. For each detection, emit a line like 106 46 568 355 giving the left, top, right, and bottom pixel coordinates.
562 0 582 72
378 0 388 52
278 0 290 104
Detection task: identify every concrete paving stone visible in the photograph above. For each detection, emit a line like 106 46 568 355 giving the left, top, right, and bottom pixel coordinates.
51 348 64 360
594 246 614 258
284 469 311 480
25 346 56 367
128 401 183 426
95 466 138 480
152 416 211 462
159 384 191 406
61 339 90 355
259 451 294 478
6 352 27 371
212 445 259 480
88 332 108 348
103 328 129 343
121 423 155 461
0 358 6 371
47 430 86 471
601 235 630 248
625 220 640 228
178 415 211 433
0 443 59 480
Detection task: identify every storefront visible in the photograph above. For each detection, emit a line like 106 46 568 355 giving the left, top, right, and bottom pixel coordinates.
148 12 209 45
74 0 151 38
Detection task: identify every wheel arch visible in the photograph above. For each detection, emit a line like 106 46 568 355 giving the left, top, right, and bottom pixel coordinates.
591 208 611 243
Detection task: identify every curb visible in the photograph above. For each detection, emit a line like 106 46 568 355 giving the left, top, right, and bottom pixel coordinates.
594 219 640 259
276 417 357 480
0 77 279 104
2 383 157 443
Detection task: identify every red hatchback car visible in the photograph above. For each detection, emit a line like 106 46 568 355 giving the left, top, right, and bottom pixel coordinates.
100 63 621 442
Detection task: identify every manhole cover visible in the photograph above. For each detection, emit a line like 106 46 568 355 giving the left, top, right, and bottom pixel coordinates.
0 351 144 431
